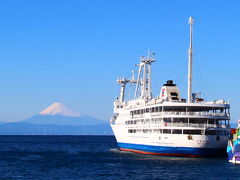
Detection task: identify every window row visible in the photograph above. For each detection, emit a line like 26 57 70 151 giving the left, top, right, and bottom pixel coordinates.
128 129 201 134
128 129 229 135
130 107 229 116
130 107 162 115
125 118 229 125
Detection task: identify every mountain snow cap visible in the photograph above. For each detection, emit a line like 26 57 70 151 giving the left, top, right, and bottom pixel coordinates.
39 102 82 117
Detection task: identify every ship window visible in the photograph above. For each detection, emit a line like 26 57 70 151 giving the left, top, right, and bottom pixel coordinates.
163 129 171 134
189 119 207 124
146 108 149 113
151 107 155 112
208 119 215 124
159 106 162 111
173 118 188 123
190 130 201 135
171 97 179 100
163 118 171 123
205 130 217 135
170 92 178 96
172 129 182 134
183 130 190 134
217 130 225 135
183 129 201 135
181 99 186 102
128 129 136 133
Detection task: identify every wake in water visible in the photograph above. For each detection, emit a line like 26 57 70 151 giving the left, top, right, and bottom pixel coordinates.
110 148 132 154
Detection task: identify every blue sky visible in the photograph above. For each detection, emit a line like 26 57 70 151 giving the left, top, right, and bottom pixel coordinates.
0 0 239 122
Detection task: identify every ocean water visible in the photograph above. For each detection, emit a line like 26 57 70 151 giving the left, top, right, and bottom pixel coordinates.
0 136 239 180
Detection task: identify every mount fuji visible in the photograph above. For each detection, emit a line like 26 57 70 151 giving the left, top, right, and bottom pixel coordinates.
39 102 82 117
24 102 106 126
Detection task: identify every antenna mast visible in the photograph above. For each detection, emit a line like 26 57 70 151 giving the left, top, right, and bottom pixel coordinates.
188 17 194 103
140 52 155 100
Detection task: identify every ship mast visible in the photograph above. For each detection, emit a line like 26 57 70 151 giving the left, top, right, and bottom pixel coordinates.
188 17 194 103
134 52 155 100
140 52 155 100
117 77 138 102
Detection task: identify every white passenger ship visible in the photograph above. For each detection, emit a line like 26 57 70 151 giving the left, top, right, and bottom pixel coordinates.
110 17 230 157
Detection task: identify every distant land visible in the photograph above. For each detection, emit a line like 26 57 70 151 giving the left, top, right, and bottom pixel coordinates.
0 103 112 135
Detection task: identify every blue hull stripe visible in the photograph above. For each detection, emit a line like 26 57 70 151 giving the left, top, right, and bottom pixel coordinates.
118 142 226 157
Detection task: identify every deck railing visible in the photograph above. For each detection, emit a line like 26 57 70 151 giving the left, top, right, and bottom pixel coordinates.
132 111 230 118
127 122 230 129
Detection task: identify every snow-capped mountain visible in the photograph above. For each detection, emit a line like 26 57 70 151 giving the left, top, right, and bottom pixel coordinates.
23 102 107 126
39 102 81 117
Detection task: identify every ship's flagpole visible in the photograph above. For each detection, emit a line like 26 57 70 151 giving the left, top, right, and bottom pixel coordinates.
188 17 194 103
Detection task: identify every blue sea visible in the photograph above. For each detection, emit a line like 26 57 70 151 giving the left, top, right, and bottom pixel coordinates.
0 136 239 180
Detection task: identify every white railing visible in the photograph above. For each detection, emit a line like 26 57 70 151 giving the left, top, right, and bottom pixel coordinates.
159 112 229 117
132 112 230 118
127 123 229 129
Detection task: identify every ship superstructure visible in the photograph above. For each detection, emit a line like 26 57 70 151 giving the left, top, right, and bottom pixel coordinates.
110 17 230 157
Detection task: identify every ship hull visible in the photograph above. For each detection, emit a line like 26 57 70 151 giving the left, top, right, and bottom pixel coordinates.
111 124 228 157
118 142 226 157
